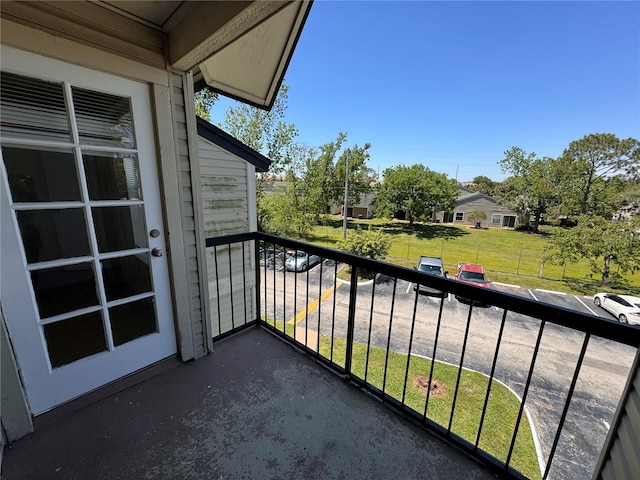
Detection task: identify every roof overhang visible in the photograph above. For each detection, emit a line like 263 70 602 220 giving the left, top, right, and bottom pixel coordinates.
193 1 312 109
197 117 271 172
1 1 312 111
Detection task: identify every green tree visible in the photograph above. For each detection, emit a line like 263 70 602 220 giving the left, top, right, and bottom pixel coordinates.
375 164 458 225
194 87 218 121
467 210 487 228
469 176 499 196
497 147 560 233
301 133 346 217
545 216 640 287
219 84 298 174
334 143 374 207
557 133 640 216
259 170 317 238
337 226 391 261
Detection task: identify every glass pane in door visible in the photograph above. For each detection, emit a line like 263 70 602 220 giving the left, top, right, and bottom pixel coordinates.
16 209 90 263
83 152 142 201
92 205 147 252
0 72 71 143
109 298 157 346
43 312 107 368
102 254 152 301
2 146 81 202
72 87 135 148
31 263 99 318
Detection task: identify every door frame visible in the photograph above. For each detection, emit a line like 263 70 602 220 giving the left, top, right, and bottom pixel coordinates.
1 47 178 415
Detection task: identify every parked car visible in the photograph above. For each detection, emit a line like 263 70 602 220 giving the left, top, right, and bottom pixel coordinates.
414 256 448 297
593 293 640 325
260 246 287 270
453 262 491 306
285 251 321 272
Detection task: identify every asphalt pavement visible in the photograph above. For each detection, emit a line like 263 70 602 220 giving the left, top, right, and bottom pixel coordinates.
260 262 636 480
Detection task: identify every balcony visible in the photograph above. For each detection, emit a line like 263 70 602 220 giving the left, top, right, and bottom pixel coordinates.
3 232 639 480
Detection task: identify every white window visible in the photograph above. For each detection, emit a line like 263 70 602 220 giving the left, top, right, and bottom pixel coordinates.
492 214 502 225
455 212 464 221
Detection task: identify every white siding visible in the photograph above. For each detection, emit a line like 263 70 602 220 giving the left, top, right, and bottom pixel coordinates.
595 350 640 480
170 72 209 358
198 137 257 337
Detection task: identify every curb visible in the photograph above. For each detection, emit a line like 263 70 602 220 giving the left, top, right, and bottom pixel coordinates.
412 353 546 478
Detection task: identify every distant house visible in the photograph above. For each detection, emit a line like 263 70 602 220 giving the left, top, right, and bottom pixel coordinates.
329 192 376 219
435 185 520 228
613 203 640 223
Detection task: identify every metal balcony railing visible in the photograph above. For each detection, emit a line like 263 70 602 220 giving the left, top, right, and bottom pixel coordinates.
205 232 640 480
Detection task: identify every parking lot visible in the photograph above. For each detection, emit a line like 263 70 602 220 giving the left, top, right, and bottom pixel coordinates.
260 260 636 480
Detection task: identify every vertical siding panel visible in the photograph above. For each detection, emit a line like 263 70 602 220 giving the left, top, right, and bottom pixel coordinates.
169 71 209 358
153 81 193 361
198 139 257 338
594 350 640 480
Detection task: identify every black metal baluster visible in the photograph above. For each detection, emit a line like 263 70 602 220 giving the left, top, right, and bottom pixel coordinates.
424 295 446 419
505 320 547 470
364 276 376 383
382 277 398 395
213 245 222 337
241 241 247 326
448 302 474 433
305 252 310 348
228 244 235 330
316 258 324 356
283 245 287 336
273 245 278 331
254 239 261 323
293 249 298 341
330 260 338 363
345 265 358 375
401 285 421 406
475 308 509 449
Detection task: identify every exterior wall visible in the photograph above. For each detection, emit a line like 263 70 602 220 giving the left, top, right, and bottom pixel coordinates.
197 137 257 336
436 197 519 227
594 349 640 480
166 72 211 358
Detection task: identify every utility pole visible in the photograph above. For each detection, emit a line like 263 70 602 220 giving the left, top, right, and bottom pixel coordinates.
342 148 350 240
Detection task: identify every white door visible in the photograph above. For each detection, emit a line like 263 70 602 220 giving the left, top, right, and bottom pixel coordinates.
0 49 177 414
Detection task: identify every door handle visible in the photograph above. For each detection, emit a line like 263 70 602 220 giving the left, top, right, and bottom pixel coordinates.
151 247 164 257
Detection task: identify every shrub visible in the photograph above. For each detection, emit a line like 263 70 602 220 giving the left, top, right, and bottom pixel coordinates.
337 226 391 260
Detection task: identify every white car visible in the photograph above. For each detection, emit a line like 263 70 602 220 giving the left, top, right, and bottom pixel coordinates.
593 293 640 325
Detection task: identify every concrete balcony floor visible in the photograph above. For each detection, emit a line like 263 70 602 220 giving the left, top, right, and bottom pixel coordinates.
2 327 496 480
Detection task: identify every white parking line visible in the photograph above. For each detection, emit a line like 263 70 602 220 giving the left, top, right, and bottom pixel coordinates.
535 288 567 296
528 289 539 301
603 420 610 430
575 295 599 316
493 282 521 288
406 282 412 294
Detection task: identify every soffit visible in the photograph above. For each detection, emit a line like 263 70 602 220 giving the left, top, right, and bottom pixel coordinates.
197 1 312 109
0 1 312 110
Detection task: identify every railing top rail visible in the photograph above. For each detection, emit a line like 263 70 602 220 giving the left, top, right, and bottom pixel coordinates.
204 231 640 347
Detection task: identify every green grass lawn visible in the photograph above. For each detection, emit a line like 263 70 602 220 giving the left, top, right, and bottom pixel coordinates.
308 216 639 296
266 319 541 479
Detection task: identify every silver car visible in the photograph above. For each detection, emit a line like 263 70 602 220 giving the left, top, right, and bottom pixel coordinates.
593 293 640 325
285 251 321 272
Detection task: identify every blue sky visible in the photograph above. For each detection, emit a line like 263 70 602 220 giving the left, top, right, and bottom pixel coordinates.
210 1 640 182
